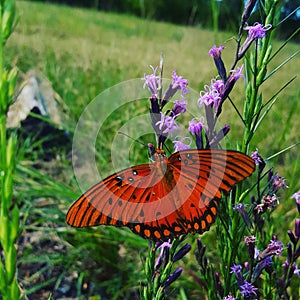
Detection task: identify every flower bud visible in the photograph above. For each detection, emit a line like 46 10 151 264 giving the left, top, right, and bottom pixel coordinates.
172 243 191 262
287 242 293 263
241 0 258 24
164 267 182 287
287 230 296 245
295 219 300 239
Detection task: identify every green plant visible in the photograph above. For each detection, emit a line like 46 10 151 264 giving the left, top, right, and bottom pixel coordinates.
0 0 20 299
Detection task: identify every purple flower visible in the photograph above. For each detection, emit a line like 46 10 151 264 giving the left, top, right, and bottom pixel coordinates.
233 203 252 228
252 256 273 280
294 265 300 276
271 174 288 193
173 137 191 152
142 65 160 95
251 149 263 164
218 65 245 105
208 45 225 58
254 203 265 214
210 78 225 94
244 22 272 40
260 239 284 258
291 191 300 201
239 280 258 298
188 118 205 136
171 71 188 94
262 194 279 210
155 241 172 269
244 236 256 245
251 149 265 173
231 264 242 274
229 65 245 81
291 191 300 214
163 71 188 102
231 264 243 286
223 295 236 300
208 46 227 80
156 112 180 137
238 23 272 59
198 85 221 109
259 256 273 269
189 118 206 149
172 100 187 115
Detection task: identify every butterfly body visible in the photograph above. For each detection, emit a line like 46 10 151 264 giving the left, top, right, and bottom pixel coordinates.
66 149 255 241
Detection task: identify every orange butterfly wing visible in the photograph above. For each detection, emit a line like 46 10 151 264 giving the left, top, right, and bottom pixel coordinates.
66 150 255 241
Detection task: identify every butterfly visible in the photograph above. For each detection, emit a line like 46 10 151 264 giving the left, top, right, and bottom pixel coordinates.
66 149 255 241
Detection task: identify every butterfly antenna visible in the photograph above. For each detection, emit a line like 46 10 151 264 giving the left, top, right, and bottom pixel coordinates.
117 131 148 148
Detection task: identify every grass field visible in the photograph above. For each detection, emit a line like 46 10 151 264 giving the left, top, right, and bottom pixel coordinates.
4 1 300 299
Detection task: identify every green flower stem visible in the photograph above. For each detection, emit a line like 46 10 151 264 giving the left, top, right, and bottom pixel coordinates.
0 1 19 299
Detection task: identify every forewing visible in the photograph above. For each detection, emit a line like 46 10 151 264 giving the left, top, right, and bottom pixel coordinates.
66 163 161 228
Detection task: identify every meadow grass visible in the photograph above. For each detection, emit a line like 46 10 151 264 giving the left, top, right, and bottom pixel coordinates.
5 1 300 298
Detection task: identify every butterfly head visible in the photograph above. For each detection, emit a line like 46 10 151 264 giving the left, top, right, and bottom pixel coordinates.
148 143 166 162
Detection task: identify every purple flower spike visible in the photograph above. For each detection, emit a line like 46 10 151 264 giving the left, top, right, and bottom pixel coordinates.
251 149 265 173
172 100 187 116
173 136 191 152
233 203 252 228
209 124 230 148
162 71 188 104
189 118 205 136
164 267 183 287
262 194 278 211
260 239 284 259
189 118 206 150
244 22 272 40
155 241 171 269
294 265 300 276
230 264 242 274
271 174 288 193
142 65 160 95
198 86 221 110
210 78 225 94
218 65 245 110
238 23 272 59
252 256 273 281
230 65 245 81
239 280 258 298
244 236 256 260
208 45 227 80
231 264 244 286
156 112 180 137
291 191 300 214
171 71 189 94
208 45 225 58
